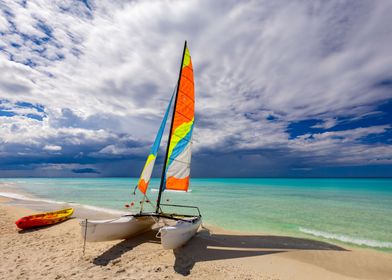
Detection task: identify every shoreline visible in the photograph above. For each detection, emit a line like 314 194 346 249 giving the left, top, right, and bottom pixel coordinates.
1 181 391 254
1 200 392 279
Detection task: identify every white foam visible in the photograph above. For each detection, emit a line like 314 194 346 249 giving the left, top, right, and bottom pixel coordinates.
299 227 392 248
0 191 128 216
0 192 64 204
0 192 30 201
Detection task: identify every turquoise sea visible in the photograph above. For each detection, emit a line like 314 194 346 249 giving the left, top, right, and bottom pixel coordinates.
1 178 391 252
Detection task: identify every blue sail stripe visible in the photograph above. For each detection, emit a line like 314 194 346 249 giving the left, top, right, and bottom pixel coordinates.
150 94 174 156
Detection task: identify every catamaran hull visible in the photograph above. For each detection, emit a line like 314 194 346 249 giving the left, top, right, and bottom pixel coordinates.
159 217 202 249
80 215 155 242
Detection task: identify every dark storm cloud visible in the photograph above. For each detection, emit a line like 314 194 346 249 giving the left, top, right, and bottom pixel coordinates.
72 168 100 174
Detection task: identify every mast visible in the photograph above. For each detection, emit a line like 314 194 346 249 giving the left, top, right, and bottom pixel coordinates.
156 40 188 213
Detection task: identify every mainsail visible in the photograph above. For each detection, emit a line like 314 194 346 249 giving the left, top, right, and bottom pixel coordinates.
164 43 195 192
137 94 174 194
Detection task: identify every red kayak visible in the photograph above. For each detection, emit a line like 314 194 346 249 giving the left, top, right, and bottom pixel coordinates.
15 208 74 230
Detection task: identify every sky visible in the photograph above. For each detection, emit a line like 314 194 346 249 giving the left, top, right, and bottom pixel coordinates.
0 0 391 178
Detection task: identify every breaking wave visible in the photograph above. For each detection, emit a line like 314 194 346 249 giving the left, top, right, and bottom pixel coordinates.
0 192 64 204
299 227 392 248
0 191 127 216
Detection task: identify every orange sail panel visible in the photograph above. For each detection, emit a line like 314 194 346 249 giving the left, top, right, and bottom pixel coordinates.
165 46 194 192
137 95 173 194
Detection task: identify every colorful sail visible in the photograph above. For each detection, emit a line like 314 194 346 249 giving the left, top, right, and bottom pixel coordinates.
164 45 194 192
137 94 174 194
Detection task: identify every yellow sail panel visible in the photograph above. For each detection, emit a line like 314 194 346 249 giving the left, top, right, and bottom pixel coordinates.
165 46 194 192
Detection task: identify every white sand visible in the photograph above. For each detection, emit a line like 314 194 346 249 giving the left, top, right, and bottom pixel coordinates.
1 197 392 280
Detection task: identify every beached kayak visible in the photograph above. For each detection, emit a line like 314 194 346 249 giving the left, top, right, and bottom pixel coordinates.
15 208 74 230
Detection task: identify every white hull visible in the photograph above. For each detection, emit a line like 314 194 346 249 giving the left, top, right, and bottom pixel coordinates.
80 215 155 242
159 217 202 249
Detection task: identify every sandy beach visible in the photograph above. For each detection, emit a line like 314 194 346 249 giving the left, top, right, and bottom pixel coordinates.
1 196 392 280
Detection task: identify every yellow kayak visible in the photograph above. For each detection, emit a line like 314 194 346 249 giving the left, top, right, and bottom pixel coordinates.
15 208 74 229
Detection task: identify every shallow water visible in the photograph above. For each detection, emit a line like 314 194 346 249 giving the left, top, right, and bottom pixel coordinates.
1 178 391 251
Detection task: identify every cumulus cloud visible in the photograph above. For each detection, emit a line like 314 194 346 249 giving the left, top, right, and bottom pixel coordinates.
43 144 62 151
0 0 391 176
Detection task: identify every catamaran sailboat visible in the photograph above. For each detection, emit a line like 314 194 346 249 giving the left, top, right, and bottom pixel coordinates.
80 41 201 249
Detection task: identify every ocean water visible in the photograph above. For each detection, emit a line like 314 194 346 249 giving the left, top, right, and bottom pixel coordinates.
1 178 392 251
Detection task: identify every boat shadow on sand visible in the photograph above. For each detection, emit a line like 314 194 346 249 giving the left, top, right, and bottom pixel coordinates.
92 226 347 276
173 227 347 276
92 230 161 266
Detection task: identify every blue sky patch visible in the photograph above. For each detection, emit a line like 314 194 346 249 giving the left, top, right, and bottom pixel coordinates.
0 100 46 120
287 119 324 139
266 115 278 121
35 20 53 38
11 42 21 48
287 99 392 140
374 78 392 88
25 113 44 121
0 110 17 117
15 101 45 112
80 0 92 11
